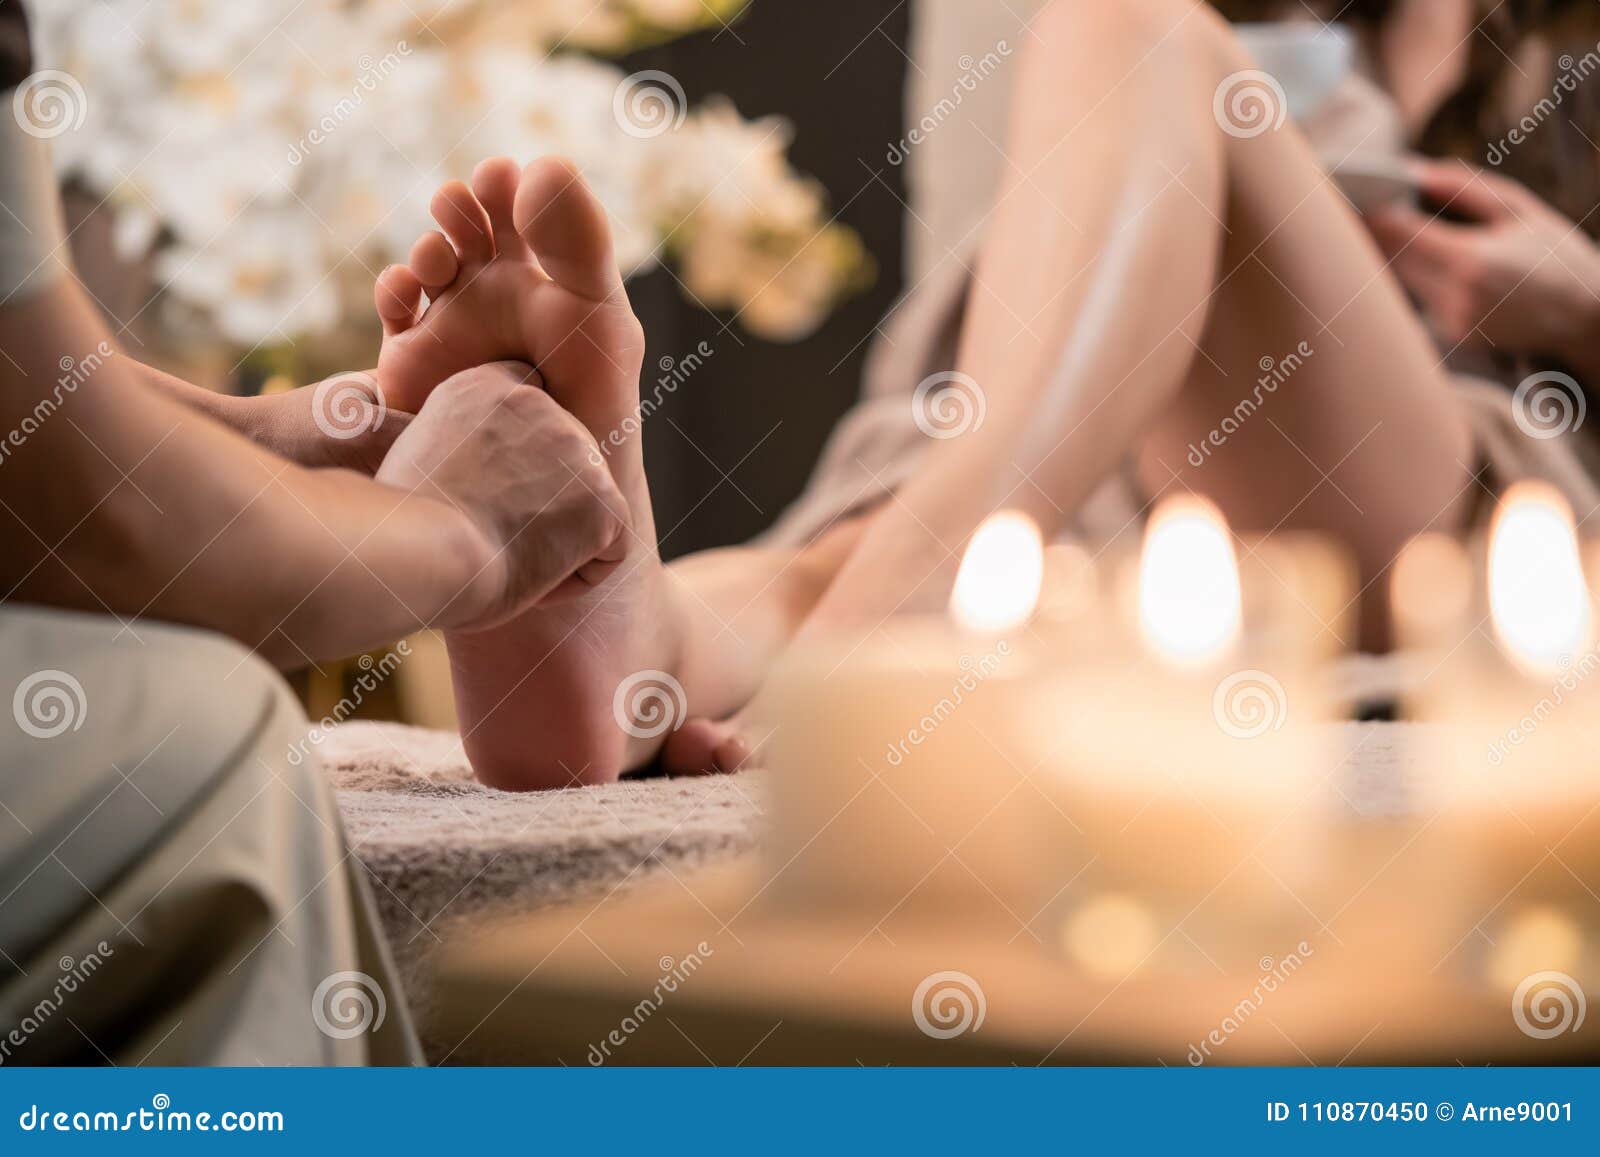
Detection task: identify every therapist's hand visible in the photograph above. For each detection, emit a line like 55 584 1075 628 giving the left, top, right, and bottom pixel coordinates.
1368 159 1600 379
374 360 630 629
241 370 412 475
128 359 413 476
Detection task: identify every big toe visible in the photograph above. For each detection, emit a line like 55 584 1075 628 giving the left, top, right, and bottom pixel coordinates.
513 155 621 303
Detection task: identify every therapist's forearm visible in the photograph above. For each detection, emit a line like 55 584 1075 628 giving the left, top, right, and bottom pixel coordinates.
0 283 496 666
128 358 244 426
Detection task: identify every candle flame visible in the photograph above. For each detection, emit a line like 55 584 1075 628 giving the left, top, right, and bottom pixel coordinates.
1138 495 1242 665
1489 482 1591 676
950 510 1045 633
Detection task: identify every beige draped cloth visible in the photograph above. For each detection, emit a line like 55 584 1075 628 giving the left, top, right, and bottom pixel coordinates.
765 1 1600 548
0 606 421 1066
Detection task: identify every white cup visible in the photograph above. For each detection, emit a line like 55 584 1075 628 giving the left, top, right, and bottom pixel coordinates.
1234 22 1356 121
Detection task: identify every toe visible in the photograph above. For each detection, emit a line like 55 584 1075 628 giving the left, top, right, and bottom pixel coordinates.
374 264 424 335
713 732 753 773
513 155 622 302
659 718 758 776
430 180 494 265
471 156 531 260
660 719 728 776
408 231 459 292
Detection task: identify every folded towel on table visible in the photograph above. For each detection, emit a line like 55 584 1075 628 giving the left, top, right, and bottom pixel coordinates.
321 722 763 1060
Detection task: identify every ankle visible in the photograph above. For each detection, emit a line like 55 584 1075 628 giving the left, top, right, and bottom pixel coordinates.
619 592 689 772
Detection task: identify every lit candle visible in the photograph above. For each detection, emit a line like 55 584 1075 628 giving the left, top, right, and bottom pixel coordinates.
1033 496 1331 974
1396 483 1599 789
755 511 1068 921
1395 482 1600 970
755 500 1341 968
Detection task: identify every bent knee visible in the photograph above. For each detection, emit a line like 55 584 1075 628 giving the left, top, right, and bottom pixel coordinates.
1032 0 1234 63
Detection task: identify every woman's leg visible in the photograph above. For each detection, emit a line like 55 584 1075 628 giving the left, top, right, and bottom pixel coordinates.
792 0 1472 652
658 0 1478 771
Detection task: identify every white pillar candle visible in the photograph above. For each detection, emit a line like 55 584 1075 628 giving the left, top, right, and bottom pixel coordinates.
1030 497 1332 974
756 497 1338 980
1395 483 1600 946
755 512 1070 924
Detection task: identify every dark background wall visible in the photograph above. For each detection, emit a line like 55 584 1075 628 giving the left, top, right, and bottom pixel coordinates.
618 4 911 560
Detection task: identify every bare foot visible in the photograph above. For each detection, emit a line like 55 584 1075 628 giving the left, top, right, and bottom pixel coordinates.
376 156 676 789
375 156 645 452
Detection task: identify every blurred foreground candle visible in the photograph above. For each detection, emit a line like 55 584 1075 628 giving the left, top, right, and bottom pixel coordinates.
756 511 1072 920
1395 482 1600 976
1034 496 1333 973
